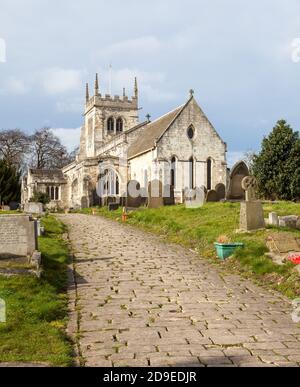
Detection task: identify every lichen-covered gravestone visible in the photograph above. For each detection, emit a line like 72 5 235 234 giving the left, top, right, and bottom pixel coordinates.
0 215 40 273
24 202 44 214
148 180 164 209
239 176 265 232
266 233 300 265
185 187 206 209
206 190 219 202
126 180 143 208
0 298 5 323
215 183 226 201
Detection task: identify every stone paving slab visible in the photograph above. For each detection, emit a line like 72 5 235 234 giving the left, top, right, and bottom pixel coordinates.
59 214 300 368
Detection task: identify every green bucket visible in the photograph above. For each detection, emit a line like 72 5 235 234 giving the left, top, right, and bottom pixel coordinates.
214 243 244 260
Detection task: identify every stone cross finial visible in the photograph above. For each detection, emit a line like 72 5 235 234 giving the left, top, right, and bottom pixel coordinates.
189 89 194 97
242 176 257 202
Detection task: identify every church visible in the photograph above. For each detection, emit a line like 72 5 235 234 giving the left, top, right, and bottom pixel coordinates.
22 74 228 209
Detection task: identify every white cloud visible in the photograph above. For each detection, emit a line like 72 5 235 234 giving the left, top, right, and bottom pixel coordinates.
0 76 27 95
42 68 83 95
51 127 81 151
98 36 162 59
0 38 6 63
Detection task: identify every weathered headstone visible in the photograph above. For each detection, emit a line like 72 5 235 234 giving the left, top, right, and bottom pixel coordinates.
126 180 142 208
227 161 250 200
266 233 300 265
278 216 299 229
206 190 219 202
24 202 44 214
163 185 175 206
0 215 38 259
266 233 300 254
148 180 164 209
215 183 226 201
239 176 265 232
0 298 5 323
269 212 279 227
9 202 19 211
108 203 120 211
185 187 206 209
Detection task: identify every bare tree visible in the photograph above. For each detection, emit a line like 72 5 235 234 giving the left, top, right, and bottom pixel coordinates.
30 127 70 169
0 129 30 168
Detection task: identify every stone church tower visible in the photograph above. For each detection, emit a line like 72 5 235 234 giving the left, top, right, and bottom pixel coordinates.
79 74 140 159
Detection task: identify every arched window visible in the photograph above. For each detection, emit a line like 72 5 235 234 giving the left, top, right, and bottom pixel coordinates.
187 126 195 140
116 175 120 195
207 158 212 190
51 186 55 201
102 169 120 196
107 117 114 133
55 187 59 201
189 157 194 189
116 118 123 133
171 157 176 187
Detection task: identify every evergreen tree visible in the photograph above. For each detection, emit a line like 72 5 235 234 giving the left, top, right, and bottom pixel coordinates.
0 159 21 204
252 120 300 201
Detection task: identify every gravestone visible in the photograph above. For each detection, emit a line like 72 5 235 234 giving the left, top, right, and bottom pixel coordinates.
24 202 44 214
163 185 175 206
269 212 279 227
266 233 300 265
0 215 38 259
0 298 5 323
215 183 226 201
148 180 164 209
185 187 206 209
1 205 10 211
206 190 219 202
108 203 120 211
81 196 88 209
126 180 142 208
267 233 300 254
9 202 19 211
239 176 265 232
227 161 250 200
278 216 299 229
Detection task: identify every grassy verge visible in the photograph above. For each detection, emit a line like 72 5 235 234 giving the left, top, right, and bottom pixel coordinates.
80 202 300 298
0 216 73 366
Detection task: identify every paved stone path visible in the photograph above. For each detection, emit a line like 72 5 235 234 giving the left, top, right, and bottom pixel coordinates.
60 214 300 367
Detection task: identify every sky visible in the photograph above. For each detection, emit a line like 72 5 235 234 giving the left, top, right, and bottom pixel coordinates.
1 0 300 166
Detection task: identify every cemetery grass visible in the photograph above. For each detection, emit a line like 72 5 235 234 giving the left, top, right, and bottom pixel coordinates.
0 216 73 366
83 202 300 299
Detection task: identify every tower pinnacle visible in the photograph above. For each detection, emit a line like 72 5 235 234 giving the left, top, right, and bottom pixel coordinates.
134 77 138 99
85 83 89 102
95 73 99 96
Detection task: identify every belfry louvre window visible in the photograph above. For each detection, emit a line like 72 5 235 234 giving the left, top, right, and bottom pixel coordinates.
116 118 123 133
107 117 114 132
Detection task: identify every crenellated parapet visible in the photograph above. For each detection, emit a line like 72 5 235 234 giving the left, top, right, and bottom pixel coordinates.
85 74 138 114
